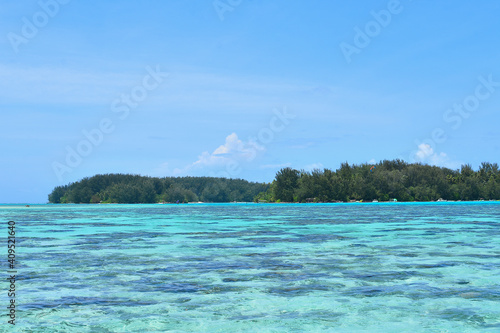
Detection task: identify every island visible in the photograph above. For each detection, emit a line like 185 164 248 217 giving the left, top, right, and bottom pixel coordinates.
49 160 500 204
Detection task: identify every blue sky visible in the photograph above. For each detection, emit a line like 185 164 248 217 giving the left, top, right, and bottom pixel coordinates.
1 0 500 203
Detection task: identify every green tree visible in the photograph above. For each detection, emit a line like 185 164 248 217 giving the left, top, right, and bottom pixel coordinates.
274 167 300 202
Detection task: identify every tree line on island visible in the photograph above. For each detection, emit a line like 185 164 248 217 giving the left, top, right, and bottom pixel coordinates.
48 174 269 204
48 160 500 204
257 160 500 203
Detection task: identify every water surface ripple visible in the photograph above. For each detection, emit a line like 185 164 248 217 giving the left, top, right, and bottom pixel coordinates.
2 202 500 332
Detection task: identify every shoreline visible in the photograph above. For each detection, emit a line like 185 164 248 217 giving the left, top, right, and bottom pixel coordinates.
3 200 500 206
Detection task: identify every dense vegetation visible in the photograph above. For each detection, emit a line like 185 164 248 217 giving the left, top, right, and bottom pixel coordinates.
49 160 500 204
255 160 500 203
48 174 269 204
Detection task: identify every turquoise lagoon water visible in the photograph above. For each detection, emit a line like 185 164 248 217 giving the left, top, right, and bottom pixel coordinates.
2 202 500 332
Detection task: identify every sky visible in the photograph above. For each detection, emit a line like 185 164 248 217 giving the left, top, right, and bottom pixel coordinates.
1 0 499 203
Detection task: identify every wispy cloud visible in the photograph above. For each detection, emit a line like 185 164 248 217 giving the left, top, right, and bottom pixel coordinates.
287 136 343 150
290 142 315 149
259 163 292 169
0 63 333 111
0 64 137 105
303 163 325 171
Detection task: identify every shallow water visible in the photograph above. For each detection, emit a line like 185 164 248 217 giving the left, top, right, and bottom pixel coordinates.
2 202 500 332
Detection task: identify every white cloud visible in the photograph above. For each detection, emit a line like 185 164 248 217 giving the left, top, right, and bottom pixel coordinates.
172 133 265 176
414 144 461 169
